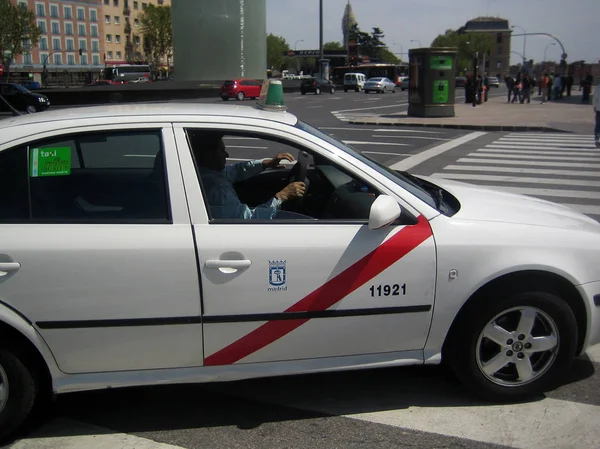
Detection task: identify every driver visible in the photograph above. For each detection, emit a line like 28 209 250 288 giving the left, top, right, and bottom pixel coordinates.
190 130 306 219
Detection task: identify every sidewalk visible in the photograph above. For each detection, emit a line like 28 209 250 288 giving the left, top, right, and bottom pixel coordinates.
348 89 596 134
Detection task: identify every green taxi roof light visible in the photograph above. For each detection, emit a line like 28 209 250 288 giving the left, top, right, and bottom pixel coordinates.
256 79 287 111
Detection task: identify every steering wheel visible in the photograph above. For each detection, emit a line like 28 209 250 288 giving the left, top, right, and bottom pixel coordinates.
288 151 310 187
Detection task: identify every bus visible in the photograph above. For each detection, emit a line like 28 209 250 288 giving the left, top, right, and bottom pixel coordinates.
331 63 409 86
101 64 152 83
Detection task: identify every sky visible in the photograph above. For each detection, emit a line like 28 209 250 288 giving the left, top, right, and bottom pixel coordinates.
266 0 600 66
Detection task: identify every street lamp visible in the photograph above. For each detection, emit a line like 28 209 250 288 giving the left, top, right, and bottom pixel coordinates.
511 25 526 64
543 42 556 62
294 39 304 51
392 42 404 61
410 39 422 48
294 39 304 74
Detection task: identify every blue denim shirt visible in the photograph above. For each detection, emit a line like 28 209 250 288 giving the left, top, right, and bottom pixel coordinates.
198 160 283 219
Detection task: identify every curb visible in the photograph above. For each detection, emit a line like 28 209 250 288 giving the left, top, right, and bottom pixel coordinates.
346 120 572 133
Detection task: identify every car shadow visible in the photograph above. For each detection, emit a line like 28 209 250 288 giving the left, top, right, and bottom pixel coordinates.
9 352 596 443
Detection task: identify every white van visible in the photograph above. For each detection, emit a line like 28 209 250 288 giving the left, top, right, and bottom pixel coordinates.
343 73 366 92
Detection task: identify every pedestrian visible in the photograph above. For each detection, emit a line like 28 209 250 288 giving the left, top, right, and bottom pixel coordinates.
594 81 600 148
505 75 515 103
566 73 574 96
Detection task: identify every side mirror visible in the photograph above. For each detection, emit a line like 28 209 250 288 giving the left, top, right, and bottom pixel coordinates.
368 195 401 230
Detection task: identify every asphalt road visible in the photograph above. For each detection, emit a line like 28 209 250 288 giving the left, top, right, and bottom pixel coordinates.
4 85 600 448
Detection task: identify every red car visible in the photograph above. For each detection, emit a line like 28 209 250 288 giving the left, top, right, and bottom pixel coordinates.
220 78 262 101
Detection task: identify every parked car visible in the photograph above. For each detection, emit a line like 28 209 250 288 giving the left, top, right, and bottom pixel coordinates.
0 82 50 114
455 76 467 88
220 78 262 101
0 81 599 442
364 77 397 94
300 77 335 95
487 76 500 88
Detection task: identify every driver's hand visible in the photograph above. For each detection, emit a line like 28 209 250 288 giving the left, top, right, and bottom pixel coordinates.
262 152 296 169
275 182 305 201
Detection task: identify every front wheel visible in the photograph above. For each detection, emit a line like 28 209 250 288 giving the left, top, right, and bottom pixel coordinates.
446 290 577 402
25 105 37 114
0 347 37 442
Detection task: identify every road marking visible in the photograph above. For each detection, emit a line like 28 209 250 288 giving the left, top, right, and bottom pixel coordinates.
343 140 411 146
495 141 594 148
478 148 600 156
450 184 600 200
362 151 413 156
8 417 186 449
488 144 594 150
443 164 600 177
332 102 409 114
457 158 600 169
431 172 600 188
307 105 325 108
372 129 443 134
372 135 451 141
467 153 600 162
484 146 600 153
505 132 594 138
499 137 594 142
390 132 487 171
560 204 600 215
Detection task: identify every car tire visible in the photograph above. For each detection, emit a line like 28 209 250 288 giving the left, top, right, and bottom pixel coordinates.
25 105 37 114
0 347 37 443
236 92 245 101
446 290 577 403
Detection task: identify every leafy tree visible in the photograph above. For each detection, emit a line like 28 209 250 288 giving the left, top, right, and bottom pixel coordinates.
0 0 41 78
139 4 172 71
378 48 400 64
348 24 394 62
431 28 493 73
323 41 344 51
267 33 293 71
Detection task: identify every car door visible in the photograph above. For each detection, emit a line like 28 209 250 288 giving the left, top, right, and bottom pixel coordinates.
174 122 436 367
0 123 203 374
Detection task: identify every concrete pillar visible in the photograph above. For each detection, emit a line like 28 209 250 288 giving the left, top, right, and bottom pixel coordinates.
172 0 266 82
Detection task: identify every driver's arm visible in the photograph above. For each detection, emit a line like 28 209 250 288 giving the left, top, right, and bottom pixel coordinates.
208 180 283 219
222 160 265 184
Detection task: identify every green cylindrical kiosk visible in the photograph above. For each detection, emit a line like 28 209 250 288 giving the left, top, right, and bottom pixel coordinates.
407 47 458 117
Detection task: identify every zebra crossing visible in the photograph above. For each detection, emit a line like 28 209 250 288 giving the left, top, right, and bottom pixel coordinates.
430 132 600 222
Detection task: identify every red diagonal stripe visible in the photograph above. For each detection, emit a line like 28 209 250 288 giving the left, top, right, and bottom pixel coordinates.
204 215 432 366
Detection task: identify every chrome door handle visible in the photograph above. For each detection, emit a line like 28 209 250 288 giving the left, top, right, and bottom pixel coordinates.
0 262 21 275
206 260 252 269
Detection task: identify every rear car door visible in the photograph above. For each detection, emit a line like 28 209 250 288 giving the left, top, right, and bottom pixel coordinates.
0 123 203 374
174 122 436 367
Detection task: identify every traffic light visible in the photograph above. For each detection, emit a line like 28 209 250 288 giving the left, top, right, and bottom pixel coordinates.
349 55 357 66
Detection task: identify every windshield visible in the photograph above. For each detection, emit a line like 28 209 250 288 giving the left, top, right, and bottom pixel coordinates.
13 84 31 94
295 120 437 210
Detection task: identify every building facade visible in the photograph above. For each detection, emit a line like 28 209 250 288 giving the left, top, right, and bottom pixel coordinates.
459 17 512 77
101 0 170 66
9 0 105 83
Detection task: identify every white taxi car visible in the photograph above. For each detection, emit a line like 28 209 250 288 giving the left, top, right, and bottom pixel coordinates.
0 81 599 441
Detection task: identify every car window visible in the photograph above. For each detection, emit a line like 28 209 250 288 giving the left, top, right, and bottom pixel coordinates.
184 128 382 223
0 130 170 223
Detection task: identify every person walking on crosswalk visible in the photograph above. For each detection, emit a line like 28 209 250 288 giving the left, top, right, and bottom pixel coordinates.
594 81 600 147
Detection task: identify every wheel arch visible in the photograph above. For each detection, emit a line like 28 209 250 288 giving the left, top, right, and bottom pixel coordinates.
441 270 587 360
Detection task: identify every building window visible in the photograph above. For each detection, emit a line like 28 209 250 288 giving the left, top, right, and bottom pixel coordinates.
66 38 74 51
39 53 48 65
134 18 139 26
105 15 111 23
133 1 138 9
77 7 85 21
78 23 86 36
142 2 146 10
92 40 99 52
81 54 88 65
114 16 120 24
134 35 140 45
23 53 33 65
92 54 100 65
497 33 502 44
115 35 121 44
496 61 502 69
65 23 73 35
113 0 119 6
67 54 75 65
106 34 112 42
53 53 62 65
104 0 109 5
79 39 87 51
107 51 113 59
50 4 59 18
52 37 61 50
116 51 122 59
51 21 60 34
64 6 72 19
91 25 98 37
35 3 45 17
90 10 97 22
39 37 48 50
37 21 47 34
498 46 503 55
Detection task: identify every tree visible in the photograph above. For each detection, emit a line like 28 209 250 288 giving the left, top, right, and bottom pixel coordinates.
139 4 172 71
323 41 344 51
0 0 41 78
348 24 395 62
430 28 493 73
267 33 292 71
